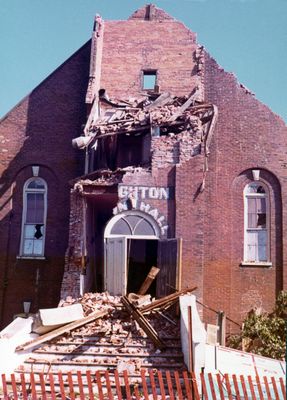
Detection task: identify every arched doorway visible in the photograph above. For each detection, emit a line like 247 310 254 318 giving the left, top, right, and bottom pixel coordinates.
104 210 181 297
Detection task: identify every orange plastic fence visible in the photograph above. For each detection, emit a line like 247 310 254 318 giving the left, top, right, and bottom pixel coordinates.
1 370 286 399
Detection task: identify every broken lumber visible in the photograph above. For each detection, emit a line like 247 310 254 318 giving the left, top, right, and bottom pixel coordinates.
137 266 160 295
168 88 199 122
140 286 197 314
16 310 108 352
121 296 165 349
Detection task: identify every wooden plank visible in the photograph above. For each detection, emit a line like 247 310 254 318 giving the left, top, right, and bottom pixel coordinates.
58 371 67 400
86 370 95 400
20 373 28 400
157 370 166 400
145 92 172 111
239 375 249 400
165 371 175 400
1 374 9 400
232 374 242 400
200 373 209 399
247 375 257 400
255 375 264 400
123 370 132 400
183 371 193 400
113 370 123 400
67 371 76 400
279 377 286 398
48 373 57 400
224 374 233 400
95 371 104 400
77 371 85 400
208 372 217 400
140 369 150 400
140 286 197 313
39 373 47 400
271 376 280 400
263 376 272 399
138 266 160 295
30 372 37 400
190 372 200 400
105 370 114 400
168 88 199 122
122 296 165 349
16 310 108 351
11 373 19 400
174 371 183 400
149 369 158 400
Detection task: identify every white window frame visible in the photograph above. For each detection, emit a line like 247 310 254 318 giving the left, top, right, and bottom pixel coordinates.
243 181 271 266
19 177 47 258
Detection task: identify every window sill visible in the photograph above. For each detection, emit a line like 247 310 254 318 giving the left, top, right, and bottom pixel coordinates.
240 261 272 268
17 256 46 260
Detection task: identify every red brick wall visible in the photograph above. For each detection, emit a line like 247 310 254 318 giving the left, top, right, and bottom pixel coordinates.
0 43 90 326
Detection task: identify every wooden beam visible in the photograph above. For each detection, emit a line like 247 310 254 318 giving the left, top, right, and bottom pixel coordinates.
140 286 197 314
137 266 160 295
121 296 165 349
16 310 108 352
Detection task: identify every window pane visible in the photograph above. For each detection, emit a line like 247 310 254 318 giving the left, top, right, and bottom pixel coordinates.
143 72 156 89
258 230 267 261
24 225 35 238
27 179 45 189
23 239 33 255
26 193 44 223
246 230 267 262
33 239 43 255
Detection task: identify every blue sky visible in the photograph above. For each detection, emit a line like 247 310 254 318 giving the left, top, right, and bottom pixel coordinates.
0 0 286 122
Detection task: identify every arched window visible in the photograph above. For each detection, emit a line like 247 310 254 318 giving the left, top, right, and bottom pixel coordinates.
244 182 269 263
20 178 47 257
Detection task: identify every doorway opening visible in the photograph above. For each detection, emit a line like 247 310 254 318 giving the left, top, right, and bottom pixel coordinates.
127 239 158 296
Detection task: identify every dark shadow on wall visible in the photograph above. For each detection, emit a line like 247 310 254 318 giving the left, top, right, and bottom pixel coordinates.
0 41 91 327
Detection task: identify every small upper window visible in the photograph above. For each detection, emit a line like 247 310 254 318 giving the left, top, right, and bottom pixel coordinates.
143 70 157 90
20 178 47 257
244 182 269 263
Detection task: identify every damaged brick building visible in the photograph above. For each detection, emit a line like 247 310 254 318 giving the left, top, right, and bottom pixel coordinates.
0 5 286 330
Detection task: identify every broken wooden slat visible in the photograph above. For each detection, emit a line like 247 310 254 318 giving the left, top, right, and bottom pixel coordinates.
140 286 197 314
105 370 114 400
140 369 150 400
239 375 249 400
58 371 66 400
30 372 37 400
77 371 85 400
263 376 272 399
232 374 241 400
255 375 264 400
208 372 217 400
279 377 286 398
11 374 19 400
39 373 47 400
223 374 233 400
16 310 108 351
200 373 209 399
157 370 166 400
191 372 201 400
121 296 165 349
20 373 28 400
247 375 257 400
271 376 280 400
48 373 56 400
114 370 122 400
182 371 193 400
145 92 172 111
174 371 183 400
149 369 158 400
165 370 175 400
123 370 132 400
138 266 160 295
1 374 9 400
96 371 104 400
86 370 95 400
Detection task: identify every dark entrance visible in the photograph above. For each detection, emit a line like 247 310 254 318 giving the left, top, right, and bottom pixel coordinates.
127 239 158 295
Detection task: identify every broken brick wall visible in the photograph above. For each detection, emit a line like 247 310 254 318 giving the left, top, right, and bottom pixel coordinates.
0 43 90 326
198 52 287 329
